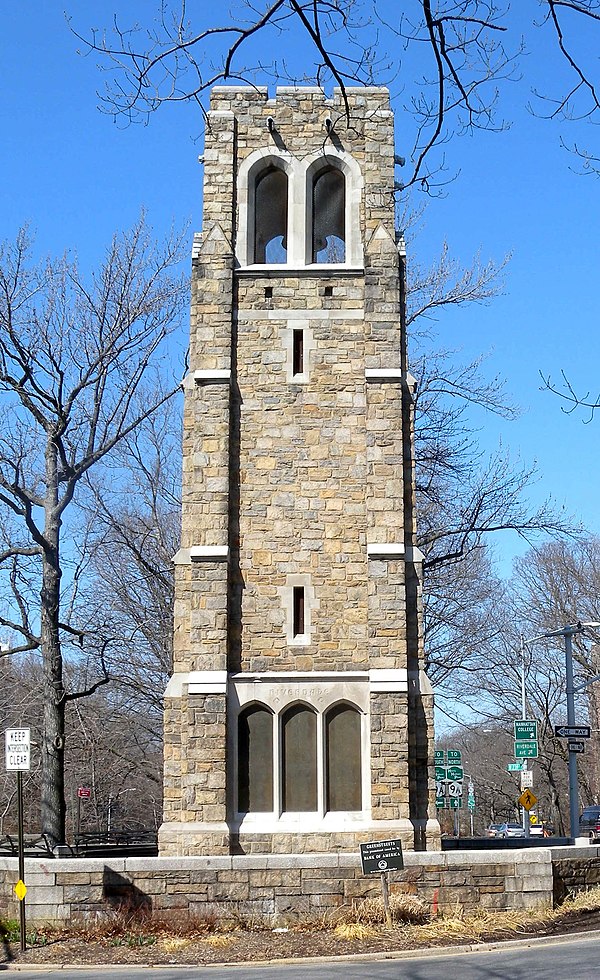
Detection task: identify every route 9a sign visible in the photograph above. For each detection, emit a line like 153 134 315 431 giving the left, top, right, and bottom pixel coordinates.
5 729 31 771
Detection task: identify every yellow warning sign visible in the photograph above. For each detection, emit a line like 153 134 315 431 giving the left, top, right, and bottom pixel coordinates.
518 789 538 812
14 879 27 901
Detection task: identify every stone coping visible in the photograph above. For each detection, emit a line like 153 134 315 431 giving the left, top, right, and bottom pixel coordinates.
2 845 598 875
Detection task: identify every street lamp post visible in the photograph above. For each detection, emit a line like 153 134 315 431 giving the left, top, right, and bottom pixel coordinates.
538 621 600 839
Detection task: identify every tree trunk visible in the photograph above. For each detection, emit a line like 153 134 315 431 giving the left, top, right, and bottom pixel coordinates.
40 442 66 846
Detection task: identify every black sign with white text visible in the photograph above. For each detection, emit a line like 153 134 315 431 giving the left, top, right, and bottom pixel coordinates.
359 839 404 875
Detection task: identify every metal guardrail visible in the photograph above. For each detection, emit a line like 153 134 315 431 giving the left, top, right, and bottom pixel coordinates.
441 836 572 850
0 833 55 857
0 831 158 858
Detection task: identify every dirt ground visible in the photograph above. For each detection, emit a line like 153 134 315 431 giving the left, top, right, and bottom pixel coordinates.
3 908 600 967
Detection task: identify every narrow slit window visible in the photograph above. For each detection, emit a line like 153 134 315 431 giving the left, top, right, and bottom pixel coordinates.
265 286 273 299
293 586 305 637
292 329 304 376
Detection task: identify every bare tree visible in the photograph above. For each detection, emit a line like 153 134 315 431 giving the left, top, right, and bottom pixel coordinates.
74 2 600 190
0 217 188 845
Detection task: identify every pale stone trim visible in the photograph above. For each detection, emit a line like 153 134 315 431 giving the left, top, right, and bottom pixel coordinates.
365 368 403 382
192 369 231 384
367 543 405 558
228 671 371 821
302 149 363 266
405 546 425 563
280 320 315 383
239 308 364 320
369 668 408 693
235 266 363 278
233 814 414 834
235 147 297 266
278 574 319 647
188 670 228 695
236 144 363 268
189 546 229 561
164 671 228 696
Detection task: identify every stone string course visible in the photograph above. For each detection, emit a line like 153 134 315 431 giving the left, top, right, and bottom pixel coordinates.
2 847 599 925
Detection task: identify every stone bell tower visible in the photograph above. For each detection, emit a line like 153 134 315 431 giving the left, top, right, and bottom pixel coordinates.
159 85 439 856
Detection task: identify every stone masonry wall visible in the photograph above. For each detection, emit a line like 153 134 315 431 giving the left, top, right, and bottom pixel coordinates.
4 847 598 926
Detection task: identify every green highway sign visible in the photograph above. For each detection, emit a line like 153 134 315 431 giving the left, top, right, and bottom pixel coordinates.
435 766 446 781
448 797 462 809
514 720 538 741
447 749 462 763
507 762 524 772
468 798 475 811
515 740 538 758
436 797 447 809
434 750 445 763
447 765 464 781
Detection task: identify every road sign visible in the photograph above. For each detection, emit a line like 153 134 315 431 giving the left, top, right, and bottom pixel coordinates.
447 749 462 763
5 729 30 771
435 766 446 781
518 789 538 811
448 797 462 809
514 720 538 740
436 796 447 809
521 770 534 788
435 779 446 799
434 750 445 763
359 839 404 875
14 880 27 901
447 780 463 799
468 797 475 811
568 740 585 753
507 762 524 771
77 786 91 799
447 765 464 781
554 725 591 739
515 740 538 758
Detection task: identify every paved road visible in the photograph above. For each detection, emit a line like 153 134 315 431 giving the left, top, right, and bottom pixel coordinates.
2 934 600 979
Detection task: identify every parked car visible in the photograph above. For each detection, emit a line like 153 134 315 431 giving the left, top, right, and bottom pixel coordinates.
579 805 600 842
530 823 555 838
497 822 526 838
486 823 503 838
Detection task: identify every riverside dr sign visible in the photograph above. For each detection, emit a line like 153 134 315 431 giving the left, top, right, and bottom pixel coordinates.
5 729 31 771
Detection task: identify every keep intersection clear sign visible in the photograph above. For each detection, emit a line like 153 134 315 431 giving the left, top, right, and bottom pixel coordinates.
5 729 31 771
359 839 404 875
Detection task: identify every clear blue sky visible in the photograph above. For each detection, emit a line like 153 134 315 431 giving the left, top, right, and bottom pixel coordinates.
1 2 599 579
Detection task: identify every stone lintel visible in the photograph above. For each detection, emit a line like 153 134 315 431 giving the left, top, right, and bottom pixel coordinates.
193 370 231 384
367 542 405 559
190 546 229 561
369 669 408 693
365 368 403 383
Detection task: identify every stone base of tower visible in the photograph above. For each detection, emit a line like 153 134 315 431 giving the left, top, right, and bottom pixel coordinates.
158 819 441 857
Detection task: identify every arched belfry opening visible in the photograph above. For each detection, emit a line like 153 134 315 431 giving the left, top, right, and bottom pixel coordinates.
161 86 439 858
312 166 345 263
254 165 288 263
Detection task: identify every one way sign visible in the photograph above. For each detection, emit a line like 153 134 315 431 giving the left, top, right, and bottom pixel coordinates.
554 725 591 739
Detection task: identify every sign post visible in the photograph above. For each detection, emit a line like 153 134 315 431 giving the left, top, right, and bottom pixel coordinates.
5 728 30 953
359 839 404 927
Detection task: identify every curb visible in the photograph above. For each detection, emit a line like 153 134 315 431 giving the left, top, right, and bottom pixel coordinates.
4 928 600 971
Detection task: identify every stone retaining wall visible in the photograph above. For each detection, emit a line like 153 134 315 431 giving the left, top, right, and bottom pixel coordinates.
2 847 599 925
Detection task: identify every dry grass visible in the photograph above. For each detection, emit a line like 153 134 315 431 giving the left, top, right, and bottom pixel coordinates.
201 934 233 948
4 883 600 961
334 894 430 927
333 923 379 941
